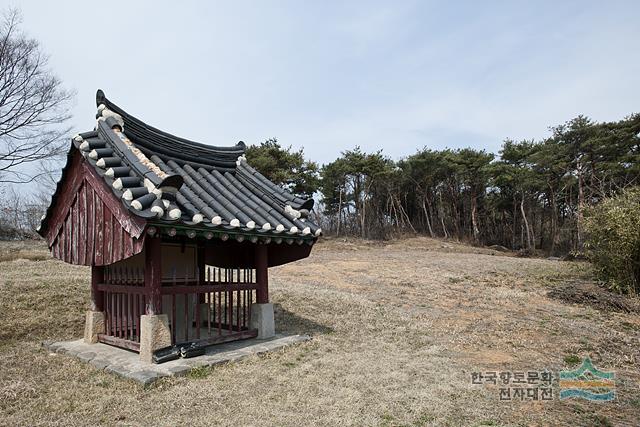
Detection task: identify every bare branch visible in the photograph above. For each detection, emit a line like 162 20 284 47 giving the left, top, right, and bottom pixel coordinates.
0 8 74 184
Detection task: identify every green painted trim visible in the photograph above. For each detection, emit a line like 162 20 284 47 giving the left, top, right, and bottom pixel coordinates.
147 222 316 243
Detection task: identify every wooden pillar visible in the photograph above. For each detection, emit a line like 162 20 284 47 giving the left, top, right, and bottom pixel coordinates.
145 236 162 314
90 266 104 311
255 243 269 303
197 243 206 302
197 243 206 283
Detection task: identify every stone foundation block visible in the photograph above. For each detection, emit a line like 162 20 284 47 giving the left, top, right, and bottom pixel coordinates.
249 303 275 339
139 314 172 363
84 311 105 344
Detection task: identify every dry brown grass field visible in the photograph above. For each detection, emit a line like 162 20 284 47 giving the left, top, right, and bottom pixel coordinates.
0 237 639 426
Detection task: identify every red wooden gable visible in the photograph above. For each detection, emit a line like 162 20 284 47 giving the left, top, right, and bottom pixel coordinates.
45 150 147 266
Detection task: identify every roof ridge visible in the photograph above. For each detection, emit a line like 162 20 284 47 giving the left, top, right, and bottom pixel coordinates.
96 89 246 159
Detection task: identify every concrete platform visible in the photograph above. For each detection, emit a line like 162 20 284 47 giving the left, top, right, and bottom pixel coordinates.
42 334 310 386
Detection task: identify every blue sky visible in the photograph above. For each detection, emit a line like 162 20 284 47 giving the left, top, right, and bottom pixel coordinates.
12 0 640 166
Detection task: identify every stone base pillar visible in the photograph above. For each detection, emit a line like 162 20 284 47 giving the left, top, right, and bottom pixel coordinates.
84 311 105 344
250 303 275 339
139 314 171 363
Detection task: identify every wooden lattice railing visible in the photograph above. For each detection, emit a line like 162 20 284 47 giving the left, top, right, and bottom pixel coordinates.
96 266 258 351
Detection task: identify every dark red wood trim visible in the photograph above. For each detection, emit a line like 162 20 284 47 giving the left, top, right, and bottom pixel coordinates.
104 203 113 265
255 244 269 303
80 158 146 239
91 266 105 311
78 185 85 265
123 231 134 259
65 213 71 262
197 243 205 283
160 283 258 294
45 152 84 244
97 283 147 294
113 220 122 262
97 334 140 352
145 236 162 314
95 198 104 265
43 151 147 266
86 186 95 265
196 243 206 304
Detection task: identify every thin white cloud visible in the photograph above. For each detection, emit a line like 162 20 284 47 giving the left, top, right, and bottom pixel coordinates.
10 0 640 174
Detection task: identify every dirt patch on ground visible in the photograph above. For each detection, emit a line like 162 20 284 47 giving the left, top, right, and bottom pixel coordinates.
548 281 640 314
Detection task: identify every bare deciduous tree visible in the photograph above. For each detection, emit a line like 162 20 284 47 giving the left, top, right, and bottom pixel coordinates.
0 8 74 184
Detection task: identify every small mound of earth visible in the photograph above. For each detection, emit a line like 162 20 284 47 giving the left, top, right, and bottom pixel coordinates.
548 281 639 313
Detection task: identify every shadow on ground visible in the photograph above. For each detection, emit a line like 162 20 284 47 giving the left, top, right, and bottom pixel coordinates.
274 303 334 336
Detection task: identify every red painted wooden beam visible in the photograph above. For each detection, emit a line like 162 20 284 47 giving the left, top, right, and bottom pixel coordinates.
145 236 162 314
91 266 104 311
255 244 269 303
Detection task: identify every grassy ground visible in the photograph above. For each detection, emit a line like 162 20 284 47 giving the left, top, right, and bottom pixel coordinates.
0 237 638 426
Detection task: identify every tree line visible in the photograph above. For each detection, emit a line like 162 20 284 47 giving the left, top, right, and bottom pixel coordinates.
248 113 640 255
1 104 638 258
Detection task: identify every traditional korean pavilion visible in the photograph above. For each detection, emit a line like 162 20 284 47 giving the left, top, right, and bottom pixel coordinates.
37 90 321 362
